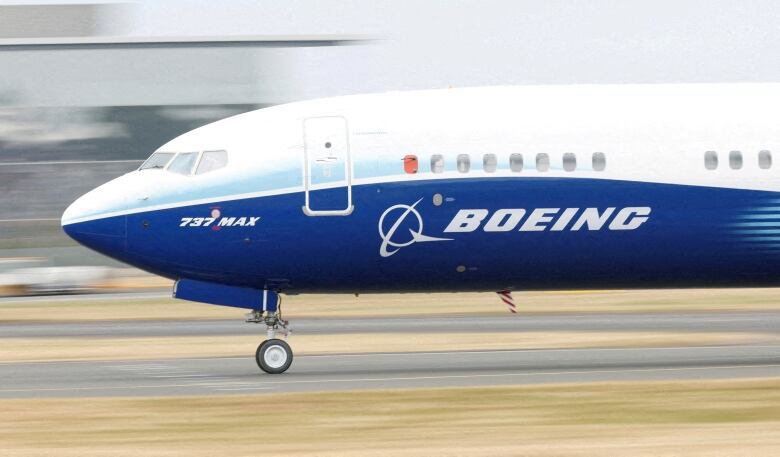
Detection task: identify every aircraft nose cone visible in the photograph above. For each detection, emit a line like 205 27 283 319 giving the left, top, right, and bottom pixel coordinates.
62 212 126 259
62 180 128 260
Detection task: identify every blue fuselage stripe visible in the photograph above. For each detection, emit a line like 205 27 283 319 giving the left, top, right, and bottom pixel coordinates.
63 177 780 292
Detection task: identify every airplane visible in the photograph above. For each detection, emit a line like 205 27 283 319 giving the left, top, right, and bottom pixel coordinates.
62 83 780 374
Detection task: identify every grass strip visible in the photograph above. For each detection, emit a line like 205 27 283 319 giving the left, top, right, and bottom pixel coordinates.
0 379 778 456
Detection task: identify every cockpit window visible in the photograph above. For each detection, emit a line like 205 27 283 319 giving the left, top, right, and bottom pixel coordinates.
167 152 199 176
196 150 228 175
139 152 174 170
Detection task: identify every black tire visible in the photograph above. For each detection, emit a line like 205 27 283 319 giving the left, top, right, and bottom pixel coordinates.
255 339 293 374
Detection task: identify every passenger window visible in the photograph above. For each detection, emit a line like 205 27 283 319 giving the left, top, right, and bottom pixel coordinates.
592 152 606 171
139 152 175 171
729 150 743 170
167 152 199 175
457 154 470 173
403 155 418 174
704 151 718 170
431 154 444 173
196 150 228 175
483 154 497 173
563 153 576 172
759 150 772 169
510 153 523 172
536 153 549 172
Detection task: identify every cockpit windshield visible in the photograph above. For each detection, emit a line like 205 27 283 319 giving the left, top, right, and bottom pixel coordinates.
139 152 175 170
196 150 228 175
167 152 199 175
138 150 229 175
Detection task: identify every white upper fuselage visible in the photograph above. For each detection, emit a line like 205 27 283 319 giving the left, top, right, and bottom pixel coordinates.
62 83 780 225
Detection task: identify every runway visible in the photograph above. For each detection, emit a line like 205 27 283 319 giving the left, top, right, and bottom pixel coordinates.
1 308 778 398
0 345 780 398
3 311 780 338
1 344 778 398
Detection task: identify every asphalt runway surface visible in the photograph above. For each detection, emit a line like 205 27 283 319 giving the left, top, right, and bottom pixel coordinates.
0 345 778 398
0 308 779 398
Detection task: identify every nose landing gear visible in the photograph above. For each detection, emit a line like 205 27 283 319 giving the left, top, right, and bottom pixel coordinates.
246 291 292 374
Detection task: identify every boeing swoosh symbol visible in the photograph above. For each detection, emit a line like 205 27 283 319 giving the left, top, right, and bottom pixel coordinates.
378 198 452 257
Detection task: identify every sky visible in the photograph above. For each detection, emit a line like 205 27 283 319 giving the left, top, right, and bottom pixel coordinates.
129 0 780 96
2 0 780 105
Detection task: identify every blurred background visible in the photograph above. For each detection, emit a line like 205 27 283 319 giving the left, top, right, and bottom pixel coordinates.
3 0 780 294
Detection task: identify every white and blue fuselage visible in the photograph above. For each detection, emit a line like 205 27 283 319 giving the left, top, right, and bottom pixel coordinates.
62 84 780 294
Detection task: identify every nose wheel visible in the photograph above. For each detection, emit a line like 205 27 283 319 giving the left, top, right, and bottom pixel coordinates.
256 339 293 374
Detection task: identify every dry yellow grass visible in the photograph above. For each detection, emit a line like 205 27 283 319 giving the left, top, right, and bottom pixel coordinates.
289 288 780 316
0 295 236 322
0 331 773 363
2 288 780 322
0 379 778 456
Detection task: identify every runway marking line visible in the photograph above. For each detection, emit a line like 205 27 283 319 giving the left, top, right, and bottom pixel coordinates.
294 344 780 359
0 363 778 395
214 387 273 391
150 374 212 378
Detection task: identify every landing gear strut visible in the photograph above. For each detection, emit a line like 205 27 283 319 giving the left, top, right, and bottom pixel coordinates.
246 292 292 374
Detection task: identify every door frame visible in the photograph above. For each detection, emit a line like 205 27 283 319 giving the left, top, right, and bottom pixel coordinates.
302 116 354 216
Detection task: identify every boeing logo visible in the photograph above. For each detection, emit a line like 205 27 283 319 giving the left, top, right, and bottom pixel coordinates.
445 207 652 233
378 201 651 257
378 199 452 257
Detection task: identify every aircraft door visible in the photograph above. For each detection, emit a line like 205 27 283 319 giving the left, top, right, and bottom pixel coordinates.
303 116 353 215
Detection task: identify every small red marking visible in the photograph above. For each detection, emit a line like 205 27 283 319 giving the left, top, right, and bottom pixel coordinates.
403 155 418 174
